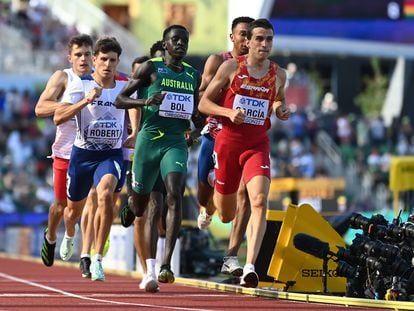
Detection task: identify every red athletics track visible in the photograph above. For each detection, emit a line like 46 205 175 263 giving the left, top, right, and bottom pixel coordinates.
0 255 392 311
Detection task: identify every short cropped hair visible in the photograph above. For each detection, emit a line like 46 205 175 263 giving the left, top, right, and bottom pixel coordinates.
94 36 122 56
150 40 164 58
231 16 254 31
247 18 274 40
67 34 93 52
162 25 188 40
131 56 150 70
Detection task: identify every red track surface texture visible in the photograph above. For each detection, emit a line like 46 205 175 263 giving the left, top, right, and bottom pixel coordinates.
0 257 386 310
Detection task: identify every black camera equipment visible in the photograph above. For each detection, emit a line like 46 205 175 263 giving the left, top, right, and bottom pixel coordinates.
293 210 414 301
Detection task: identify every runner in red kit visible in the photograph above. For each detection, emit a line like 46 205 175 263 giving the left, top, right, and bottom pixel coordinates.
197 16 254 278
199 18 290 288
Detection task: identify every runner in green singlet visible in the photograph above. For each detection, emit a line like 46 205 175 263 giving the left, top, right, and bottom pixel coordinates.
115 25 203 287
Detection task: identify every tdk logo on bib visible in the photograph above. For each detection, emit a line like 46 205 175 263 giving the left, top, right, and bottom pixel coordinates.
233 94 269 126
239 97 265 108
166 93 192 102
159 91 194 120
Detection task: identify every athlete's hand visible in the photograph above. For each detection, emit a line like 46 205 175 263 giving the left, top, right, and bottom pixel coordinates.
145 92 165 106
276 105 290 121
185 131 199 147
86 87 102 103
229 108 245 125
123 134 136 149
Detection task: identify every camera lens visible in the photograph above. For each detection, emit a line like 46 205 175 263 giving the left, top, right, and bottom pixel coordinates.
337 261 358 278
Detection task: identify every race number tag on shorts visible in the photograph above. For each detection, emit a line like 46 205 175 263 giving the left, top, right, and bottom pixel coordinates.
159 91 194 120
233 94 269 126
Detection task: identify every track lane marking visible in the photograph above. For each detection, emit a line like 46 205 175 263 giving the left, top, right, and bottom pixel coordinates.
0 272 214 311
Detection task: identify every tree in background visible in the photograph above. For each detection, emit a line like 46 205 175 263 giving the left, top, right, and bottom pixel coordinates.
354 58 389 116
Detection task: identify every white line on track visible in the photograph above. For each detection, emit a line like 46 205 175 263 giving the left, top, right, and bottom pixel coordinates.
0 272 214 311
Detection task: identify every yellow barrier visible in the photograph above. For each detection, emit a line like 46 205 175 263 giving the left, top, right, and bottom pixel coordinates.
267 203 346 293
268 178 345 215
390 156 414 216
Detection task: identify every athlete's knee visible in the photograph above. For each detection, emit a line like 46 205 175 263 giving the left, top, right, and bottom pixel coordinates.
249 192 268 211
66 205 83 220
165 191 182 209
131 192 149 217
147 201 161 222
98 188 114 205
218 211 235 223
51 201 66 216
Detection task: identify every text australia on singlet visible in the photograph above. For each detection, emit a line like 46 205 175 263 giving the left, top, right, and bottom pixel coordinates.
233 84 270 126
158 78 194 120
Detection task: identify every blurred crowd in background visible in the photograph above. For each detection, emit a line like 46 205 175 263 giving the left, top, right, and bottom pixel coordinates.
1 0 414 216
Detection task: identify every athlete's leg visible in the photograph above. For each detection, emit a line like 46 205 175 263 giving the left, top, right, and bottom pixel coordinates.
132 189 159 292
46 200 66 242
134 191 162 274
227 180 250 256
221 180 250 276
42 157 68 266
46 157 69 242
156 200 166 272
80 187 97 257
94 174 118 256
134 214 147 274
197 135 216 228
61 198 87 261
241 175 270 288
158 172 186 283
78 187 97 278
244 176 269 264
213 191 238 223
41 200 66 267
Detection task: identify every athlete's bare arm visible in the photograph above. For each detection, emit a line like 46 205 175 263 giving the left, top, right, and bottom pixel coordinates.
187 73 205 146
115 61 164 109
272 68 290 120
35 70 68 117
53 87 102 125
199 59 245 125
199 54 223 98
123 108 141 149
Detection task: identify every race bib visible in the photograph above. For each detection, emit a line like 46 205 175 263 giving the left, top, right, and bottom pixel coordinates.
233 94 269 126
159 91 194 120
86 119 123 148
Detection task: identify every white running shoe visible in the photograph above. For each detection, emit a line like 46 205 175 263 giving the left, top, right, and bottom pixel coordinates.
91 259 105 281
221 256 243 277
240 267 259 288
139 274 159 293
59 223 79 261
197 211 212 230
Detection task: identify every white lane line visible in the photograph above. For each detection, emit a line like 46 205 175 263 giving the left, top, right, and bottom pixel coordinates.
0 272 213 311
0 294 53 297
0 293 229 298
89 293 230 298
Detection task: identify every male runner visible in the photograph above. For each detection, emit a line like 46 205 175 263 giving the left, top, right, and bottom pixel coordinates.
199 18 290 288
197 16 254 277
115 25 204 289
54 37 137 281
35 34 94 268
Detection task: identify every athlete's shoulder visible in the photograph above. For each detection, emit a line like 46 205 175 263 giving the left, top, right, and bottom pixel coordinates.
150 57 163 65
275 63 287 81
51 68 70 80
221 51 233 61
